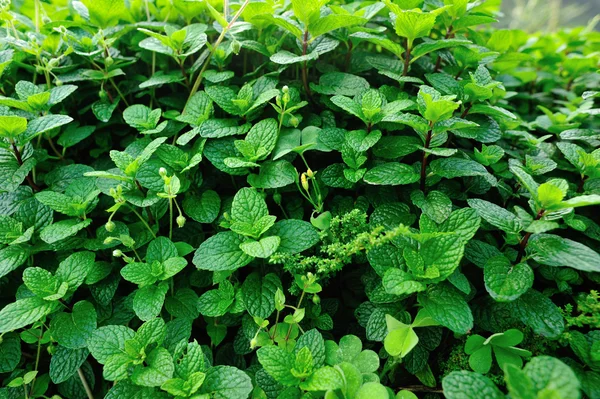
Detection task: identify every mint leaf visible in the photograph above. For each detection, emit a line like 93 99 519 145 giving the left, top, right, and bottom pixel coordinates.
193 231 253 271
528 234 600 273
418 283 473 334
484 256 533 302
442 371 504 399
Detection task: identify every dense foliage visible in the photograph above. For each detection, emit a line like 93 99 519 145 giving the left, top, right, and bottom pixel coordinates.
1 0 599 398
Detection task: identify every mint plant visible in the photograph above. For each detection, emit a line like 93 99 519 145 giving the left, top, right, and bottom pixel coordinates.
1 0 599 398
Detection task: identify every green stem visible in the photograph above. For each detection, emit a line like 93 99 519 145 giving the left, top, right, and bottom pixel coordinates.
109 78 129 106
285 290 306 341
77 368 95 399
127 205 156 238
185 0 251 111
29 324 43 396
169 198 173 240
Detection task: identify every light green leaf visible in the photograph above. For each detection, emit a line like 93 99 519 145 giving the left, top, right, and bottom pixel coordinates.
240 236 281 258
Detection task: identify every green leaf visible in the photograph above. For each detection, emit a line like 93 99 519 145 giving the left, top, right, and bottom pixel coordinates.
523 356 580 398
88 325 135 364
430 158 496 185
134 282 169 321
200 365 253 399
504 364 536 399
231 188 270 226
243 118 279 160
197 281 235 317
23 267 60 299
131 347 174 387
266 220 319 254
55 251 96 294
0 245 29 279
80 0 126 28
442 371 504 399
247 160 297 189
240 236 281 258
467 199 523 234
183 190 221 224
242 273 282 319
51 301 97 349
0 333 21 373
39 219 92 244
299 366 344 391
193 231 253 271
484 256 533 302
391 9 439 44
528 234 600 273
257 345 300 386
364 163 420 185
514 290 564 338
0 297 57 333
419 234 465 281
49 346 89 384
309 15 367 38
384 317 419 357
418 283 473 334
0 116 27 137
438 208 481 244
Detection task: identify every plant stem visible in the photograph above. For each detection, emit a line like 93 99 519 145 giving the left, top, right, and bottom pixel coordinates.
11 142 40 192
46 134 64 160
185 0 250 111
420 122 434 193
270 310 280 341
301 30 312 98
285 290 306 341
109 79 129 107
403 38 411 76
460 103 472 119
127 205 156 238
516 208 545 263
169 197 173 240
77 368 95 399
29 324 43 396
344 40 353 72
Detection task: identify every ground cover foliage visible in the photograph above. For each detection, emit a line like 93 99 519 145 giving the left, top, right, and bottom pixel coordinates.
0 0 599 398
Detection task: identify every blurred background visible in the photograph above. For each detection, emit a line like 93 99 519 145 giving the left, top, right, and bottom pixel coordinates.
499 0 600 31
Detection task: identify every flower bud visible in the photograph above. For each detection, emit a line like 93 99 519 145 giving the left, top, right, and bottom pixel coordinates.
273 193 282 205
307 169 314 178
158 167 167 177
312 294 320 305
289 115 299 127
112 249 123 257
282 85 290 104
301 173 309 191
176 215 186 228
105 221 115 232
105 56 114 67
250 337 258 349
